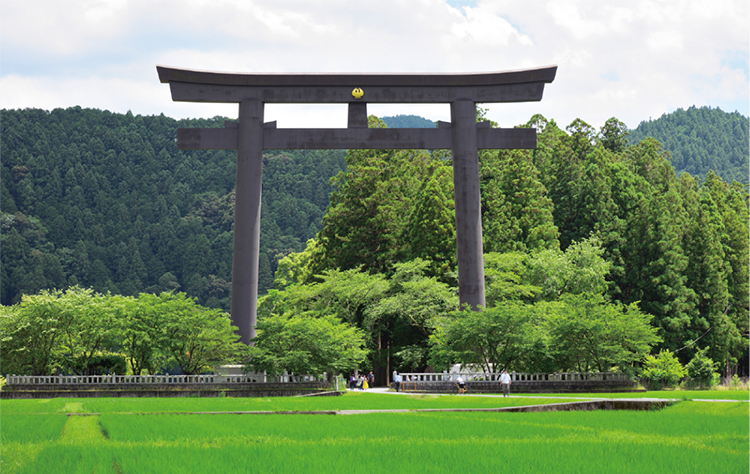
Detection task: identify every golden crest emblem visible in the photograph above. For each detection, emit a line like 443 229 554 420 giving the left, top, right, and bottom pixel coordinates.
352 88 364 99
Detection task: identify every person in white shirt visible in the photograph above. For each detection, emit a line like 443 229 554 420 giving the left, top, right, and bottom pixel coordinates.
456 375 466 394
500 369 512 397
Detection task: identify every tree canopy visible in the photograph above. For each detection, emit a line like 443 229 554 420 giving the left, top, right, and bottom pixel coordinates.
2 105 747 380
0 287 245 376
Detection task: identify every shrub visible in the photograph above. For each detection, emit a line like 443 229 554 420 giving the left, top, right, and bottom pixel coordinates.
685 347 718 389
730 374 748 391
641 349 686 390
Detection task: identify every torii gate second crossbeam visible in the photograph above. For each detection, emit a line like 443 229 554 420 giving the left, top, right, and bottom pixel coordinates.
157 65 557 344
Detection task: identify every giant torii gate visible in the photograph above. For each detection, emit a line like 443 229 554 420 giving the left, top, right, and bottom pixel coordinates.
157 65 557 344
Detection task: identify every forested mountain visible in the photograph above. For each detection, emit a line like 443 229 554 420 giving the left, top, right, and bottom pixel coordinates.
628 106 749 184
381 114 436 128
1 107 345 309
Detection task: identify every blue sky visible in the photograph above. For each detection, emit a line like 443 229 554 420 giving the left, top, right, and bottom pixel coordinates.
1 0 747 130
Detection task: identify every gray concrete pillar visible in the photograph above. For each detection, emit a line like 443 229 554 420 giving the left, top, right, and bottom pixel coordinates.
231 98 264 344
450 99 486 310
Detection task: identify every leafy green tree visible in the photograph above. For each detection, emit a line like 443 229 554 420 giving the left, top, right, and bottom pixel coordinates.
155 292 247 375
56 287 121 375
483 252 540 306
678 174 738 364
265 267 389 328
1 292 68 375
273 239 319 290
685 346 718 388
641 349 686 390
703 174 750 375
405 164 456 281
118 293 164 375
265 259 454 381
618 144 694 352
247 314 367 381
311 116 444 278
0 264 10 305
480 147 559 254
526 236 611 301
599 117 629 153
546 293 661 373
365 259 457 340
431 303 540 373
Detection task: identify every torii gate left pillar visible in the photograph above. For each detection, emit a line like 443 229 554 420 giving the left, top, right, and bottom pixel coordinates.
157 65 556 344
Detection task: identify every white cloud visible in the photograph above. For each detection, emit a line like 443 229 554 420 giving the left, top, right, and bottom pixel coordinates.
1 0 747 131
451 7 534 47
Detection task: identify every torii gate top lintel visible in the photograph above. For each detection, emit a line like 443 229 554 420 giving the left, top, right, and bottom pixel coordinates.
156 65 557 104
156 65 557 88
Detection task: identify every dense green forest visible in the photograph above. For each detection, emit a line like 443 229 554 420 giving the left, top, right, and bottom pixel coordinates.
2 107 748 381
1 107 345 309
628 106 749 184
264 114 748 382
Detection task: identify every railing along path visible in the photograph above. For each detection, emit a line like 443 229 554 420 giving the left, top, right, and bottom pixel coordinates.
398 372 630 383
5 374 324 385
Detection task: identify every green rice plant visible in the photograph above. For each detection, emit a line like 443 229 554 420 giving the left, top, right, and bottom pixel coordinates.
14 402 750 473
0 398 72 415
0 443 47 474
60 416 106 443
0 415 67 444
3 402 747 474
16 445 116 474
77 392 567 414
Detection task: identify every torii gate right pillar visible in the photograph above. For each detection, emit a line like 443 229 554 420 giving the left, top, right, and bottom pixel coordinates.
451 99 485 309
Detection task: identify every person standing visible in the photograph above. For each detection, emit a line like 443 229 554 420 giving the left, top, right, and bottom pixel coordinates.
393 372 402 392
500 369 512 397
367 371 374 388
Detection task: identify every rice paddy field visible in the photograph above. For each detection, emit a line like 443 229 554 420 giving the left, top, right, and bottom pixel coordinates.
1 391 748 473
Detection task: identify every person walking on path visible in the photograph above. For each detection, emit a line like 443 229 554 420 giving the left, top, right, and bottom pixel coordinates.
393 372 402 392
367 371 374 388
456 375 466 394
500 369 512 397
